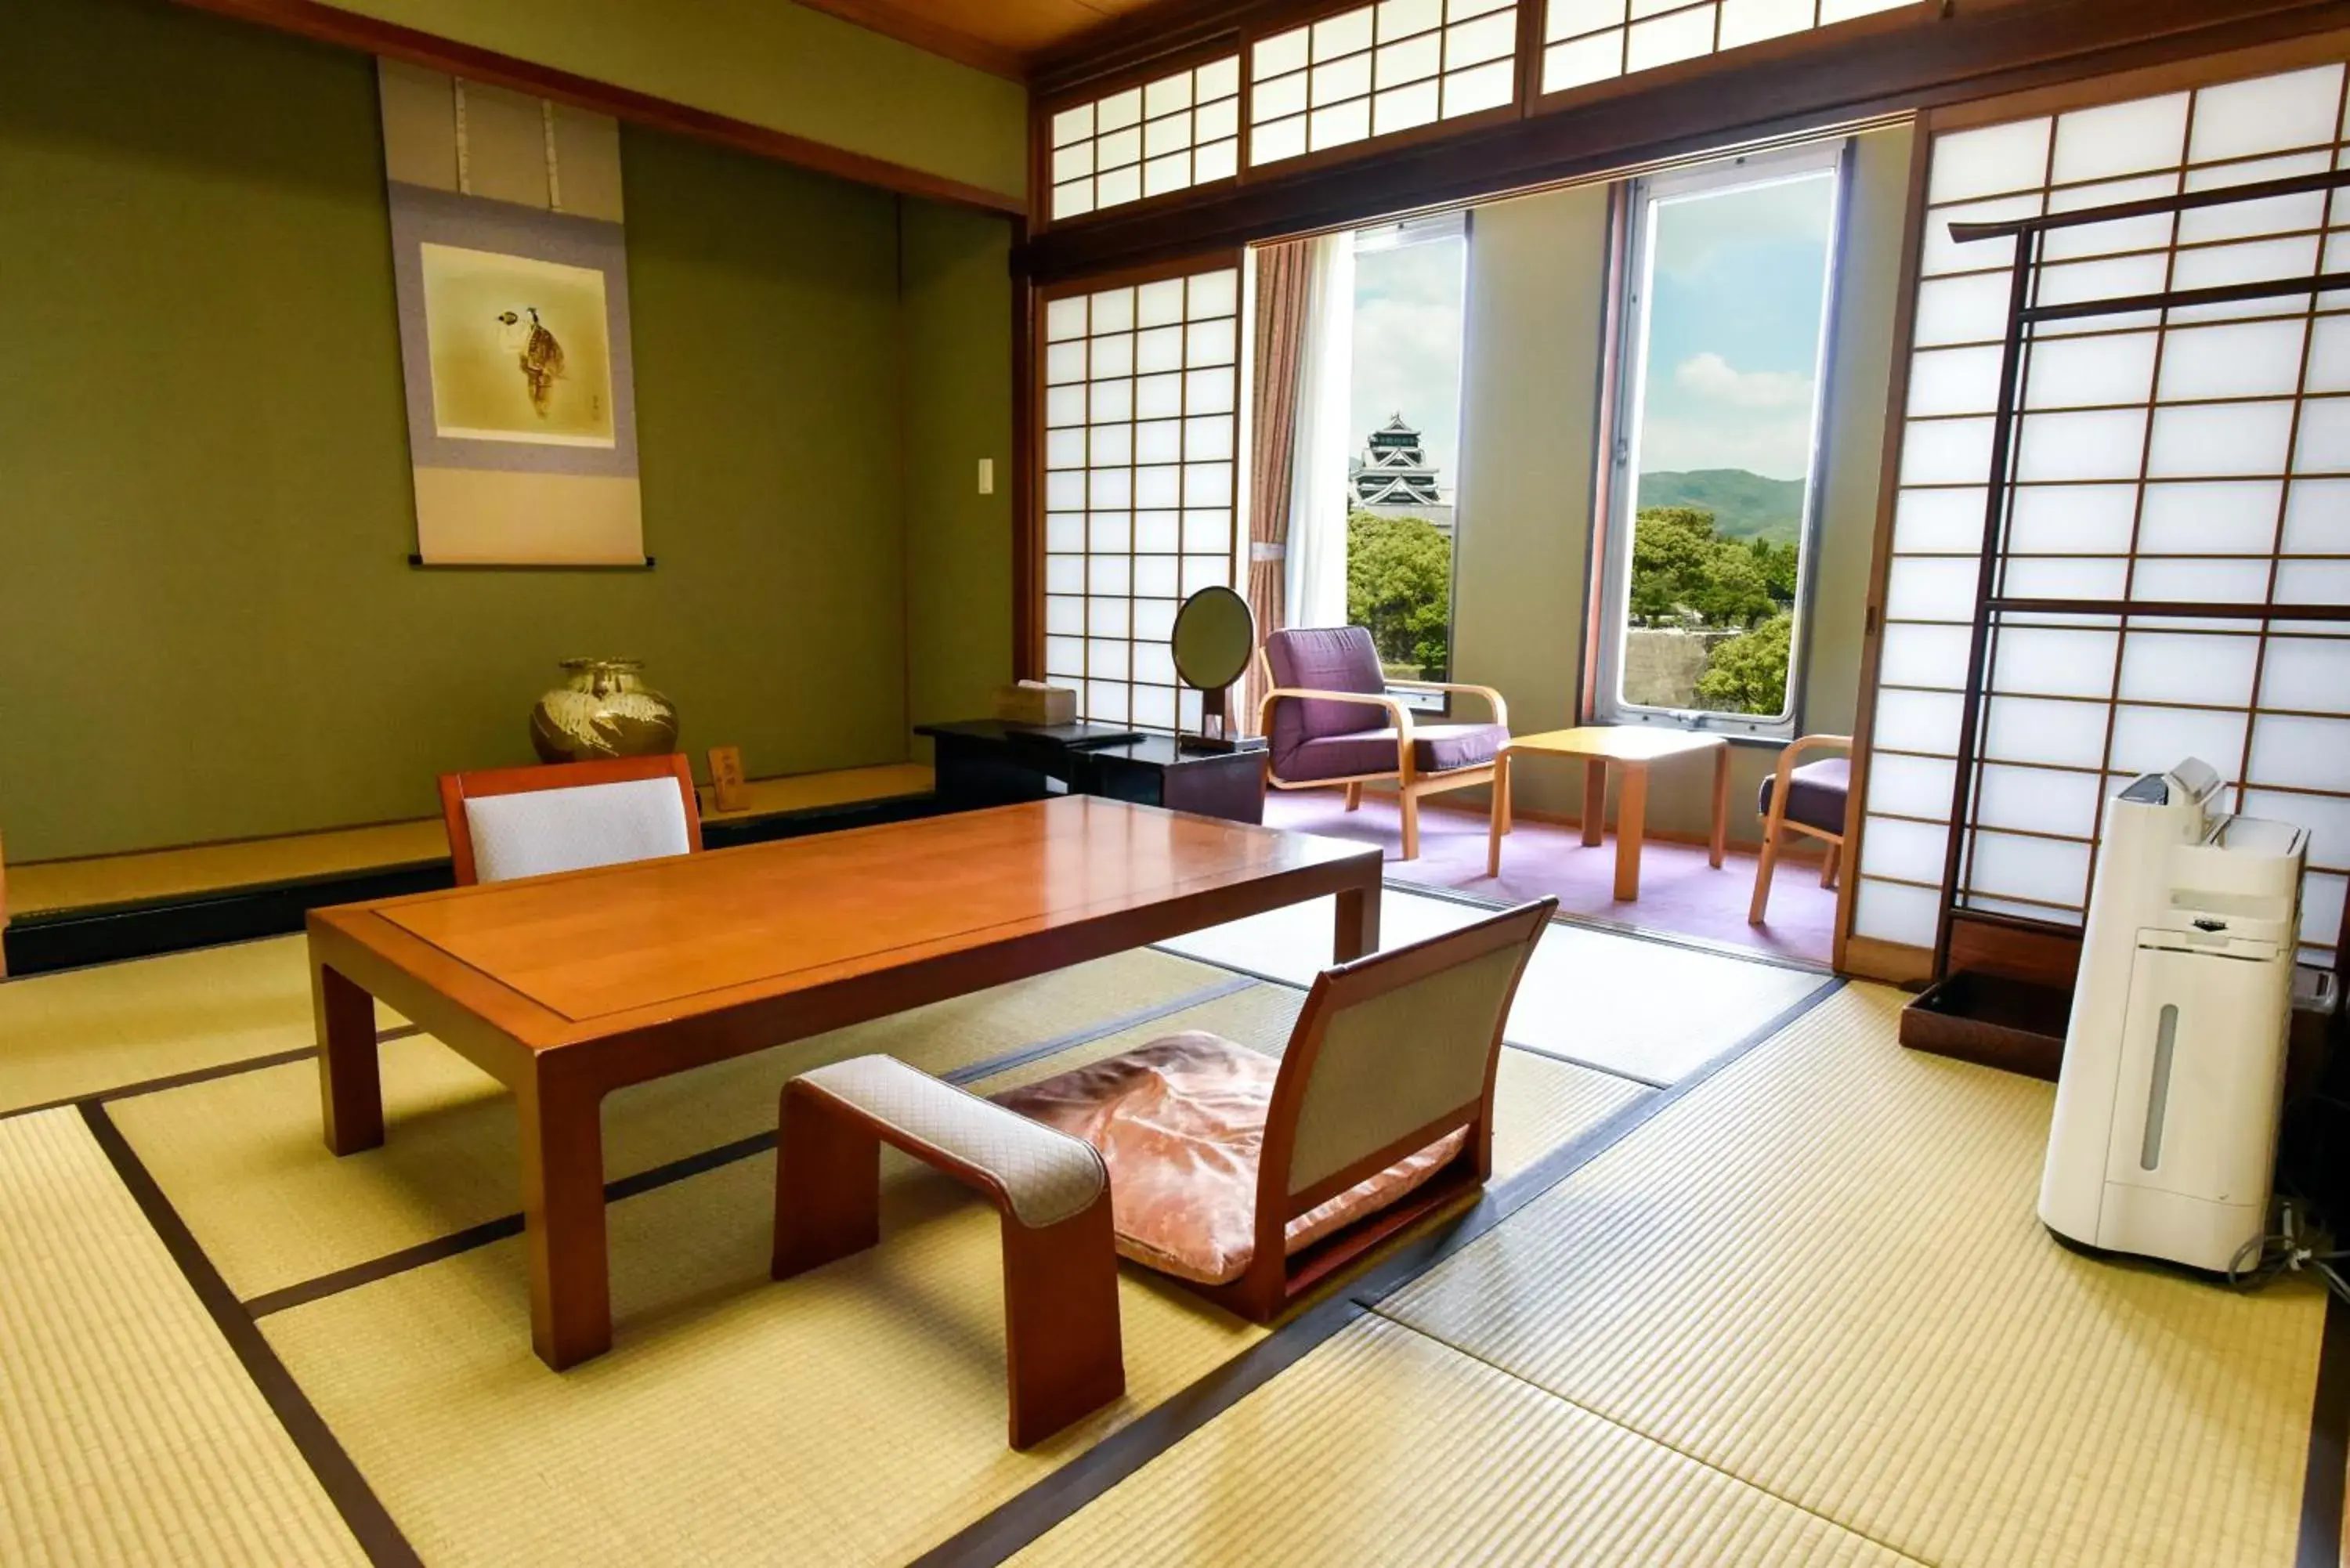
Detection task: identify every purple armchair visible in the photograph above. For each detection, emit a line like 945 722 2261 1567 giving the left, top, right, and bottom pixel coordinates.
1254 627 1510 861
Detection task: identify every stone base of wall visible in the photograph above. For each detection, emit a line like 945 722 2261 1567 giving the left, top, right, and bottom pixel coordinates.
1623 627 1736 709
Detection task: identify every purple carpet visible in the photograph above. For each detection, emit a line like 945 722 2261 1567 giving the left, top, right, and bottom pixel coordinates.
1261 787 1837 966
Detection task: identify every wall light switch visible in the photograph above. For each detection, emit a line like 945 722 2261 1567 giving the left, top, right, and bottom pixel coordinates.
977 457 995 496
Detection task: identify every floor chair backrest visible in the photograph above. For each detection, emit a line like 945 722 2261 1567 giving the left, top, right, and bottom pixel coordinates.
1266 899 1555 1217
439 754 702 886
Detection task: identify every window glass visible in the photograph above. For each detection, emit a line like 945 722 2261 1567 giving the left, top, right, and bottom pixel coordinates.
1597 148 1843 732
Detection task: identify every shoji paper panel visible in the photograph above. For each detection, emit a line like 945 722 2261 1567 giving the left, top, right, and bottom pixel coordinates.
1856 60 2350 966
1043 267 1243 728
1250 0 1517 168
1541 0 1910 97
1050 58 1242 222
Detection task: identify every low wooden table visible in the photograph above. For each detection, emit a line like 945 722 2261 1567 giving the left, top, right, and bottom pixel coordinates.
1488 727 1730 901
307 797 1381 1370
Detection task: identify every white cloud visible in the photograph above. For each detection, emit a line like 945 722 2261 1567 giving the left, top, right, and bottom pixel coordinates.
1673 352 1813 410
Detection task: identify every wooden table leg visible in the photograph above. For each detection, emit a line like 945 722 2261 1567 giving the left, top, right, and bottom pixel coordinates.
1614 764 1649 902
1334 876 1382 962
519 1068 612 1370
1487 752 1511 877
314 963 384 1155
1709 742 1730 869
1582 759 1607 847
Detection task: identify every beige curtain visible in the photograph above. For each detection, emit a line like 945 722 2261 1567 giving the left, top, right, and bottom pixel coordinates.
1241 241 1313 735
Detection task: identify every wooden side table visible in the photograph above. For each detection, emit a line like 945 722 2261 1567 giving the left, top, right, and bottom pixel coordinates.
1488 727 1730 901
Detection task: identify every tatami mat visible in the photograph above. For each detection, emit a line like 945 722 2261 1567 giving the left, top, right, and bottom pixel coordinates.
1380 983 2329 1568
1015 1314 1914 1566
223 978 1637 1566
112 948 1235 1302
0 1108 364 1567
1158 888 1824 1084
0 934 401 1115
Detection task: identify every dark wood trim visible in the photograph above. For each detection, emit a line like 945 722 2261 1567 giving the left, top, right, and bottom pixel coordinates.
1031 0 1256 99
1927 23 2350 130
1021 0 2350 281
1012 221 1044 682
164 0 1027 216
788 0 1029 83
77 1102 425 1567
2300 1294 2350 1568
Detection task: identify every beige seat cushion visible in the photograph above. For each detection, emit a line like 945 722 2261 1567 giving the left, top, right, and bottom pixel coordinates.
992 1031 1466 1286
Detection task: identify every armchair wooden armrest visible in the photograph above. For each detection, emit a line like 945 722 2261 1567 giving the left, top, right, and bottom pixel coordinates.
1766 733 1852 788
1383 680 1508 730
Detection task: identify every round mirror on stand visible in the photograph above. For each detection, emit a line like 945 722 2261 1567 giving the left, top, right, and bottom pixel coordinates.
1170 585 1256 753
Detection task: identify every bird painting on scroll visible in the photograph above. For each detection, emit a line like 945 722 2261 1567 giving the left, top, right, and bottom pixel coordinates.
418 244 616 448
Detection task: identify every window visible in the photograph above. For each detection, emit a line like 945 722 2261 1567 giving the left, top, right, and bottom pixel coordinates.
1042 266 1244 728
1049 58 1242 223
1541 0 1912 97
1250 0 1518 169
1850 61 2350 970
1593 143 1846 738
1347 213 1470 710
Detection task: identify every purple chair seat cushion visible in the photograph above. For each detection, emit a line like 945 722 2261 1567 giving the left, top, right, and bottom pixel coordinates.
1757 756 1849 836
1278 723 1508 783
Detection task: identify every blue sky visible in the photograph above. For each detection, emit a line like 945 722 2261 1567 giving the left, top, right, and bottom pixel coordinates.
1635 171 1836 479
1349 231 1466 497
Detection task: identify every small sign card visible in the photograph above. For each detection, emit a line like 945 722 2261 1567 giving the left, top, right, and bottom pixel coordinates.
707 746 748 812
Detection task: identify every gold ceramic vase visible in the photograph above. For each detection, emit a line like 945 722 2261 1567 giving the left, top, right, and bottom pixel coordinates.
529 658 679 763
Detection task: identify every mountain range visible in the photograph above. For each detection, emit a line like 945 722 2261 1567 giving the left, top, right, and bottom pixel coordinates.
1637 469 1806 545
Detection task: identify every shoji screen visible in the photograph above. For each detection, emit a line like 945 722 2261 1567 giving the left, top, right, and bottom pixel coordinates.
1855 60 2350 971
1249 0 1519 168
1041 264 1245 728
1541 0 1911 97
1047 58 1243 223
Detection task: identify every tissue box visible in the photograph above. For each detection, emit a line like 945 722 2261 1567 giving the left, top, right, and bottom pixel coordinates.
992 682 1076 726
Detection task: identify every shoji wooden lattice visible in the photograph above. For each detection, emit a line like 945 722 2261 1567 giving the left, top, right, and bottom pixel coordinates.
1249 0 1519 168
1041 263 1245 729
1854 61 2350 974
1048 59 1244 224
1540 0 1911 97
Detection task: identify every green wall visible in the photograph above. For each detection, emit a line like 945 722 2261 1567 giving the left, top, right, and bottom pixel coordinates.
0 0 1011 862
321 0 1027 202
900 201 1016 742
1452 124 1914 844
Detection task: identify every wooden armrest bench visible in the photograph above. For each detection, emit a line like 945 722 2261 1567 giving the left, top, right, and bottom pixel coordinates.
772 1055 1125 1449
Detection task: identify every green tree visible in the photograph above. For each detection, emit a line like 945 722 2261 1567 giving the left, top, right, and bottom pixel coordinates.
1346 511 1452 678
1694 612 1793 715
1629 505 1797 629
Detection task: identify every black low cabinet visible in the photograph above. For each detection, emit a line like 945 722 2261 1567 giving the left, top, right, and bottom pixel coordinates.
918 721 1268 826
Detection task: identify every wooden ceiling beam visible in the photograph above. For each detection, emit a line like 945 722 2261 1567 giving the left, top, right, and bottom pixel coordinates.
790 0 1029 82
168 0 1027 215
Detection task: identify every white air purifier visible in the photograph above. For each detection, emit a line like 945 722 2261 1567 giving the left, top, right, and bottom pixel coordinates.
2038 758 2308 1274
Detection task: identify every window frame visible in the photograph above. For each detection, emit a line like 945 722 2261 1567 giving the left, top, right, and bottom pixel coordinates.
1348 208 1474 714
1589 136 1853 739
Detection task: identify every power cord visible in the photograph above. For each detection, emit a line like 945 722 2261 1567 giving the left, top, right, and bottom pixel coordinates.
2225 1202 2350 1305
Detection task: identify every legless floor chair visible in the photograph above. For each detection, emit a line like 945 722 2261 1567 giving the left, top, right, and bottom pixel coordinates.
996 898 1556 1323
438 754 701 886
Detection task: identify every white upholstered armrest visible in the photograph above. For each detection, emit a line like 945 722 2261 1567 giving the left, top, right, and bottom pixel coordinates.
790 1057 1107 1230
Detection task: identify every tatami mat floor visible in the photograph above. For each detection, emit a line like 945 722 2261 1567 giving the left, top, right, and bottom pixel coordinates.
0 913 2337 1566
